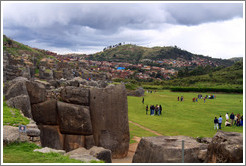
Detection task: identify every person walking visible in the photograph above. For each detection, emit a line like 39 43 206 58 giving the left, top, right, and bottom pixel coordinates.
155 105 159 115
218 115 222 129
178 96 179 101
142 97 144 104
214 117 218 130
146 105 148 115
230 112 235 126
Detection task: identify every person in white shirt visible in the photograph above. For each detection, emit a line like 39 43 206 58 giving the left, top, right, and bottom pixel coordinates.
225 113 229 121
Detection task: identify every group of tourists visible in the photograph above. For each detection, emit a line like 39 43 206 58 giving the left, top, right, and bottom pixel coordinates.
214 112 243 130
146 104 162 116
177 96 184 102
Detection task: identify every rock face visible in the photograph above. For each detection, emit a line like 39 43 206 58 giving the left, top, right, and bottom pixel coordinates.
205 131 243 163
38 125 64 150
65 147 99 162
89 146 112 163
31 99 58 125
25 81 47 104
57 102 92 135
90 84 129 158
132 136 208 163
26 128 40 137
5 81 29 100
6 95 32 118
64 135 85 152
60 86 89 105
128 87 145 97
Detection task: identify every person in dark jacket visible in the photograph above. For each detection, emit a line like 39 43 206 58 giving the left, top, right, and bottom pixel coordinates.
230 113 235 126
214 117 218 130
146 105 148 115
159 105 162 115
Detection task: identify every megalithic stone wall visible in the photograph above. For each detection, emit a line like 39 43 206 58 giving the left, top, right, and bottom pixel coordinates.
90 84 130 158
29 83 129 158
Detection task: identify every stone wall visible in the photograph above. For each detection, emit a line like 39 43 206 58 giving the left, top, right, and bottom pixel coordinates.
27 82 129 158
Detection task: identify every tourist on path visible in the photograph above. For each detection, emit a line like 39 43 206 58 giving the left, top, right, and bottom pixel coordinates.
146 105 148 115
214 117 218 130
230 112 235 126
155 105 159 115
142 97 144 104
159 105 162 115
218 116 222 129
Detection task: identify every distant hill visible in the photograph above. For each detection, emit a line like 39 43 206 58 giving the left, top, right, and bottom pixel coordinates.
162 61 243 89
228 57 243 62
87 44 234 67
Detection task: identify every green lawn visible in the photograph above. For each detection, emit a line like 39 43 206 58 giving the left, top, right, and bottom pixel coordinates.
128 90 243 138
3 100 30 127
3 142 103 163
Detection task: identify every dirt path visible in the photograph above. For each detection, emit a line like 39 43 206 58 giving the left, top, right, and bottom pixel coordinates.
129 120 163 136
112 121 162 163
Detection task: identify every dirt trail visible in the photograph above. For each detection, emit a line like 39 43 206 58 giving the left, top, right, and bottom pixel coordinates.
112 121 162 163
129 120 163 136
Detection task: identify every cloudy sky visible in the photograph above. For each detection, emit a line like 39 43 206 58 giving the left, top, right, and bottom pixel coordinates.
2 2 244 59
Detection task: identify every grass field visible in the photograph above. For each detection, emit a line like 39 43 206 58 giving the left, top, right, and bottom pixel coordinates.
128 90 243 138
3 142 103 163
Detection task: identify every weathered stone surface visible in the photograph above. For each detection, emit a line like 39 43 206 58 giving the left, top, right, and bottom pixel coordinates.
57 102 92 135
34 147 66 155
60 86 89 105
3 126 29 145
65 147 99 162
6 95 32 118
85 135 95 150
90 84 130 158
31 99 58 125
5 81 28 100
26 81 47 104
88 80 98 87
64 134 85 152
26 128 40 137
198 149 207 162
205 131 243 163
38 125 64 150
89 146 112 163
127 87 145 97
132 136 208 163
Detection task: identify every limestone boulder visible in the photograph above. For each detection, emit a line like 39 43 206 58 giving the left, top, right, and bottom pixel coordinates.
60 86 89 105
26 128 40 137
88 80 98 87
6 95 32 118
3 125 29 145
34 147 66 155
205 131 243 163
5 81 28 100
132 136 208 163
38 125 64 150
31 99 58 125
90 84 129 158
3 77 28 95
65 147 99 162
64 134 85 152
26 81 47 104
57 102 92 135
89 146 112 163
128 87 145 97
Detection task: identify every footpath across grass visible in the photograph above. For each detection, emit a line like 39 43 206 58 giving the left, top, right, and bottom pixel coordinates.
128 90 243 138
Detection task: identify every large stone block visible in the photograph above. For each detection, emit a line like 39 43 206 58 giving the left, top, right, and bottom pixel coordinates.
64 134 85 152
85 135 95 150
38 125 64 150
132 136 208 163
26 81 47 104
205 131 243 163
57 102 92 135
5 81 28 100
60 86 89 105
6 95 32 118
90 84 130 158
31 99 58 125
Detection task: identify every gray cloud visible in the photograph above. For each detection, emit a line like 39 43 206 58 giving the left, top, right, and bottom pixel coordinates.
2 2 244 58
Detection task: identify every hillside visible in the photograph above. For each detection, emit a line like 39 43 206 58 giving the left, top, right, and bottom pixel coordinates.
160 61 243 91
228 57 243 62
88 44 234 67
